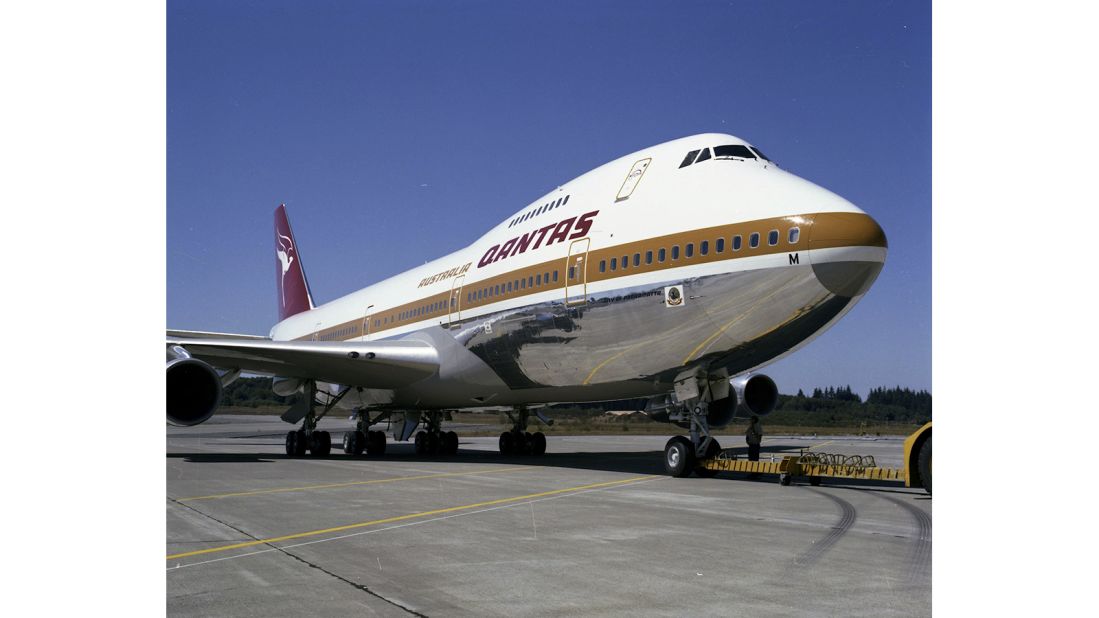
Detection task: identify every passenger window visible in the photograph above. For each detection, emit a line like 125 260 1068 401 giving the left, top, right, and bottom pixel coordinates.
685 243 694 258
646 250 653 264
553 271 558 282
528 276 533 288
621 255 628 269
610 257 617 271
695 148 712 163
700 240 709 255
544 271 550 283
788 227 800 243
716 238 725 253
633 253 640 267
570 266 576 279
658 248 666 262
671 245 680 260
679 149 701 168
599 260 606 273
733 235 742 251
768 230 779 246
750 233 760 248
536 274 542 285
507 282 513 292
521 278 526 289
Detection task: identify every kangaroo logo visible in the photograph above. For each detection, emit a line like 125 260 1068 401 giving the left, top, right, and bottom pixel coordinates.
276 232 295 306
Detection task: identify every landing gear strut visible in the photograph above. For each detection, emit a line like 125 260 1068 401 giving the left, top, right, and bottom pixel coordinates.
499 407 548 456
342 408 388 457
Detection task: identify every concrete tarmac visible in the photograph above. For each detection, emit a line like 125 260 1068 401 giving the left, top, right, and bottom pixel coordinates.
167 416 931 617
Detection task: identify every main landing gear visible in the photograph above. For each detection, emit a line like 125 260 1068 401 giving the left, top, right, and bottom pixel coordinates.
284 381 350 458
413 410 459 456
342 408 388 457
499 407 548 456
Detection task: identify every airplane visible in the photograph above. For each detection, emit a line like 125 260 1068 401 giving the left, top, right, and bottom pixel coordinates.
167 133 887 477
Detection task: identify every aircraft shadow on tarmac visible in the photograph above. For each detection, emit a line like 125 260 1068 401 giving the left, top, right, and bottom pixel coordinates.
166 441 926 494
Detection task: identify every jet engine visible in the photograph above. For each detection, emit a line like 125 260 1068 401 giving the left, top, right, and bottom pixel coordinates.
704 395 738 427
730 373 778 418
166 356 222 426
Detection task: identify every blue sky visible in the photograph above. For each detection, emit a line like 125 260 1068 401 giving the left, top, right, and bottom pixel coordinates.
168 0 931 397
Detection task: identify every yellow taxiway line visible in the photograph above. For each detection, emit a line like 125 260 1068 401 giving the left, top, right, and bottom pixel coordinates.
167 475 653 561
175 466 533 502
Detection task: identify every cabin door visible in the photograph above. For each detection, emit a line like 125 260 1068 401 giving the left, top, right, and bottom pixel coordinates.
447 276 465 328
565 238 590 306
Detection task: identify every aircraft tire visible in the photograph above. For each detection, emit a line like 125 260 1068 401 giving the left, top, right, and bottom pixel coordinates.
918 436 932 495
531 432 546 456
348 430 366 456
426 432 441 455
664 436 695 478
294 430 308 456
285 431 298 457
442 431 459 455
515 431 530 455
414 431 427 456
694 438 721 478
499 431 513 455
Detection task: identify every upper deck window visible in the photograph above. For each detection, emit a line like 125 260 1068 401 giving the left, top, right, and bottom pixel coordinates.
713 145 756 160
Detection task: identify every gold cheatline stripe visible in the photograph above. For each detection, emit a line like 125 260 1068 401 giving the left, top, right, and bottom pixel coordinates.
176 466 533 502
166 475 653 560
300 211 882 342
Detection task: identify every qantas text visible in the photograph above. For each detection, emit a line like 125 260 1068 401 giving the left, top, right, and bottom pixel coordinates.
477 210 599 268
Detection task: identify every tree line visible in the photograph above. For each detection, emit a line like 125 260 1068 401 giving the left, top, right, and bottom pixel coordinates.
767 385 932 426
222 378 931 426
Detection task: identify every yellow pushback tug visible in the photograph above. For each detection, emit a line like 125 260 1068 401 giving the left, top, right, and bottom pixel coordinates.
693 422 932 494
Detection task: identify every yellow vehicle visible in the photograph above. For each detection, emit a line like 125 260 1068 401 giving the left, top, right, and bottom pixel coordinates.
903 421 932 494
695 422 932 494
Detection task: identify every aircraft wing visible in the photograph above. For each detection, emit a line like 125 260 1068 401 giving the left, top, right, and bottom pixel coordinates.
166 335 440 389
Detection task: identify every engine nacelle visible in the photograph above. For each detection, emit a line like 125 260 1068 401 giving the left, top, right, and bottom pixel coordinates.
166 357 222 426
705 394 738 427
731 373 778 418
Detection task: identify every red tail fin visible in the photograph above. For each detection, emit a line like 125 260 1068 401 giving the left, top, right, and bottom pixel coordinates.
274 204 314 321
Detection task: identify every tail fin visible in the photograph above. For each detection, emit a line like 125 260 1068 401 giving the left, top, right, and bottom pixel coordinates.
274 204 315 321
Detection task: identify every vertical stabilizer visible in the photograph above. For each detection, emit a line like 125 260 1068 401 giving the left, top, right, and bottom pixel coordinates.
274 204 315 321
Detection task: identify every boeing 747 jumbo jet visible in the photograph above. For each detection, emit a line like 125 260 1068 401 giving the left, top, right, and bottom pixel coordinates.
167 133 887 476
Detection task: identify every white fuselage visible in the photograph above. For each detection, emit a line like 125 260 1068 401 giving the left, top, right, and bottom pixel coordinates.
269 133 886 410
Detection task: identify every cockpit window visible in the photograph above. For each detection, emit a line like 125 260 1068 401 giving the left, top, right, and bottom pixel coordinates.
713 145 756 159
695 148 712 163
679 150 701 168
749 146 771 162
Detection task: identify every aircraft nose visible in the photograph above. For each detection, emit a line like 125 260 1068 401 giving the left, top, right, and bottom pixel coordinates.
807 212 887 297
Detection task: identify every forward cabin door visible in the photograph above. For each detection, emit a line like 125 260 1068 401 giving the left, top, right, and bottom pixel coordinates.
447 275 465 328
565 238 590 306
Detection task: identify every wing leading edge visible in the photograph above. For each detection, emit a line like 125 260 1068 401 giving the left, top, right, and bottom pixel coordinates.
166 336 439 389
